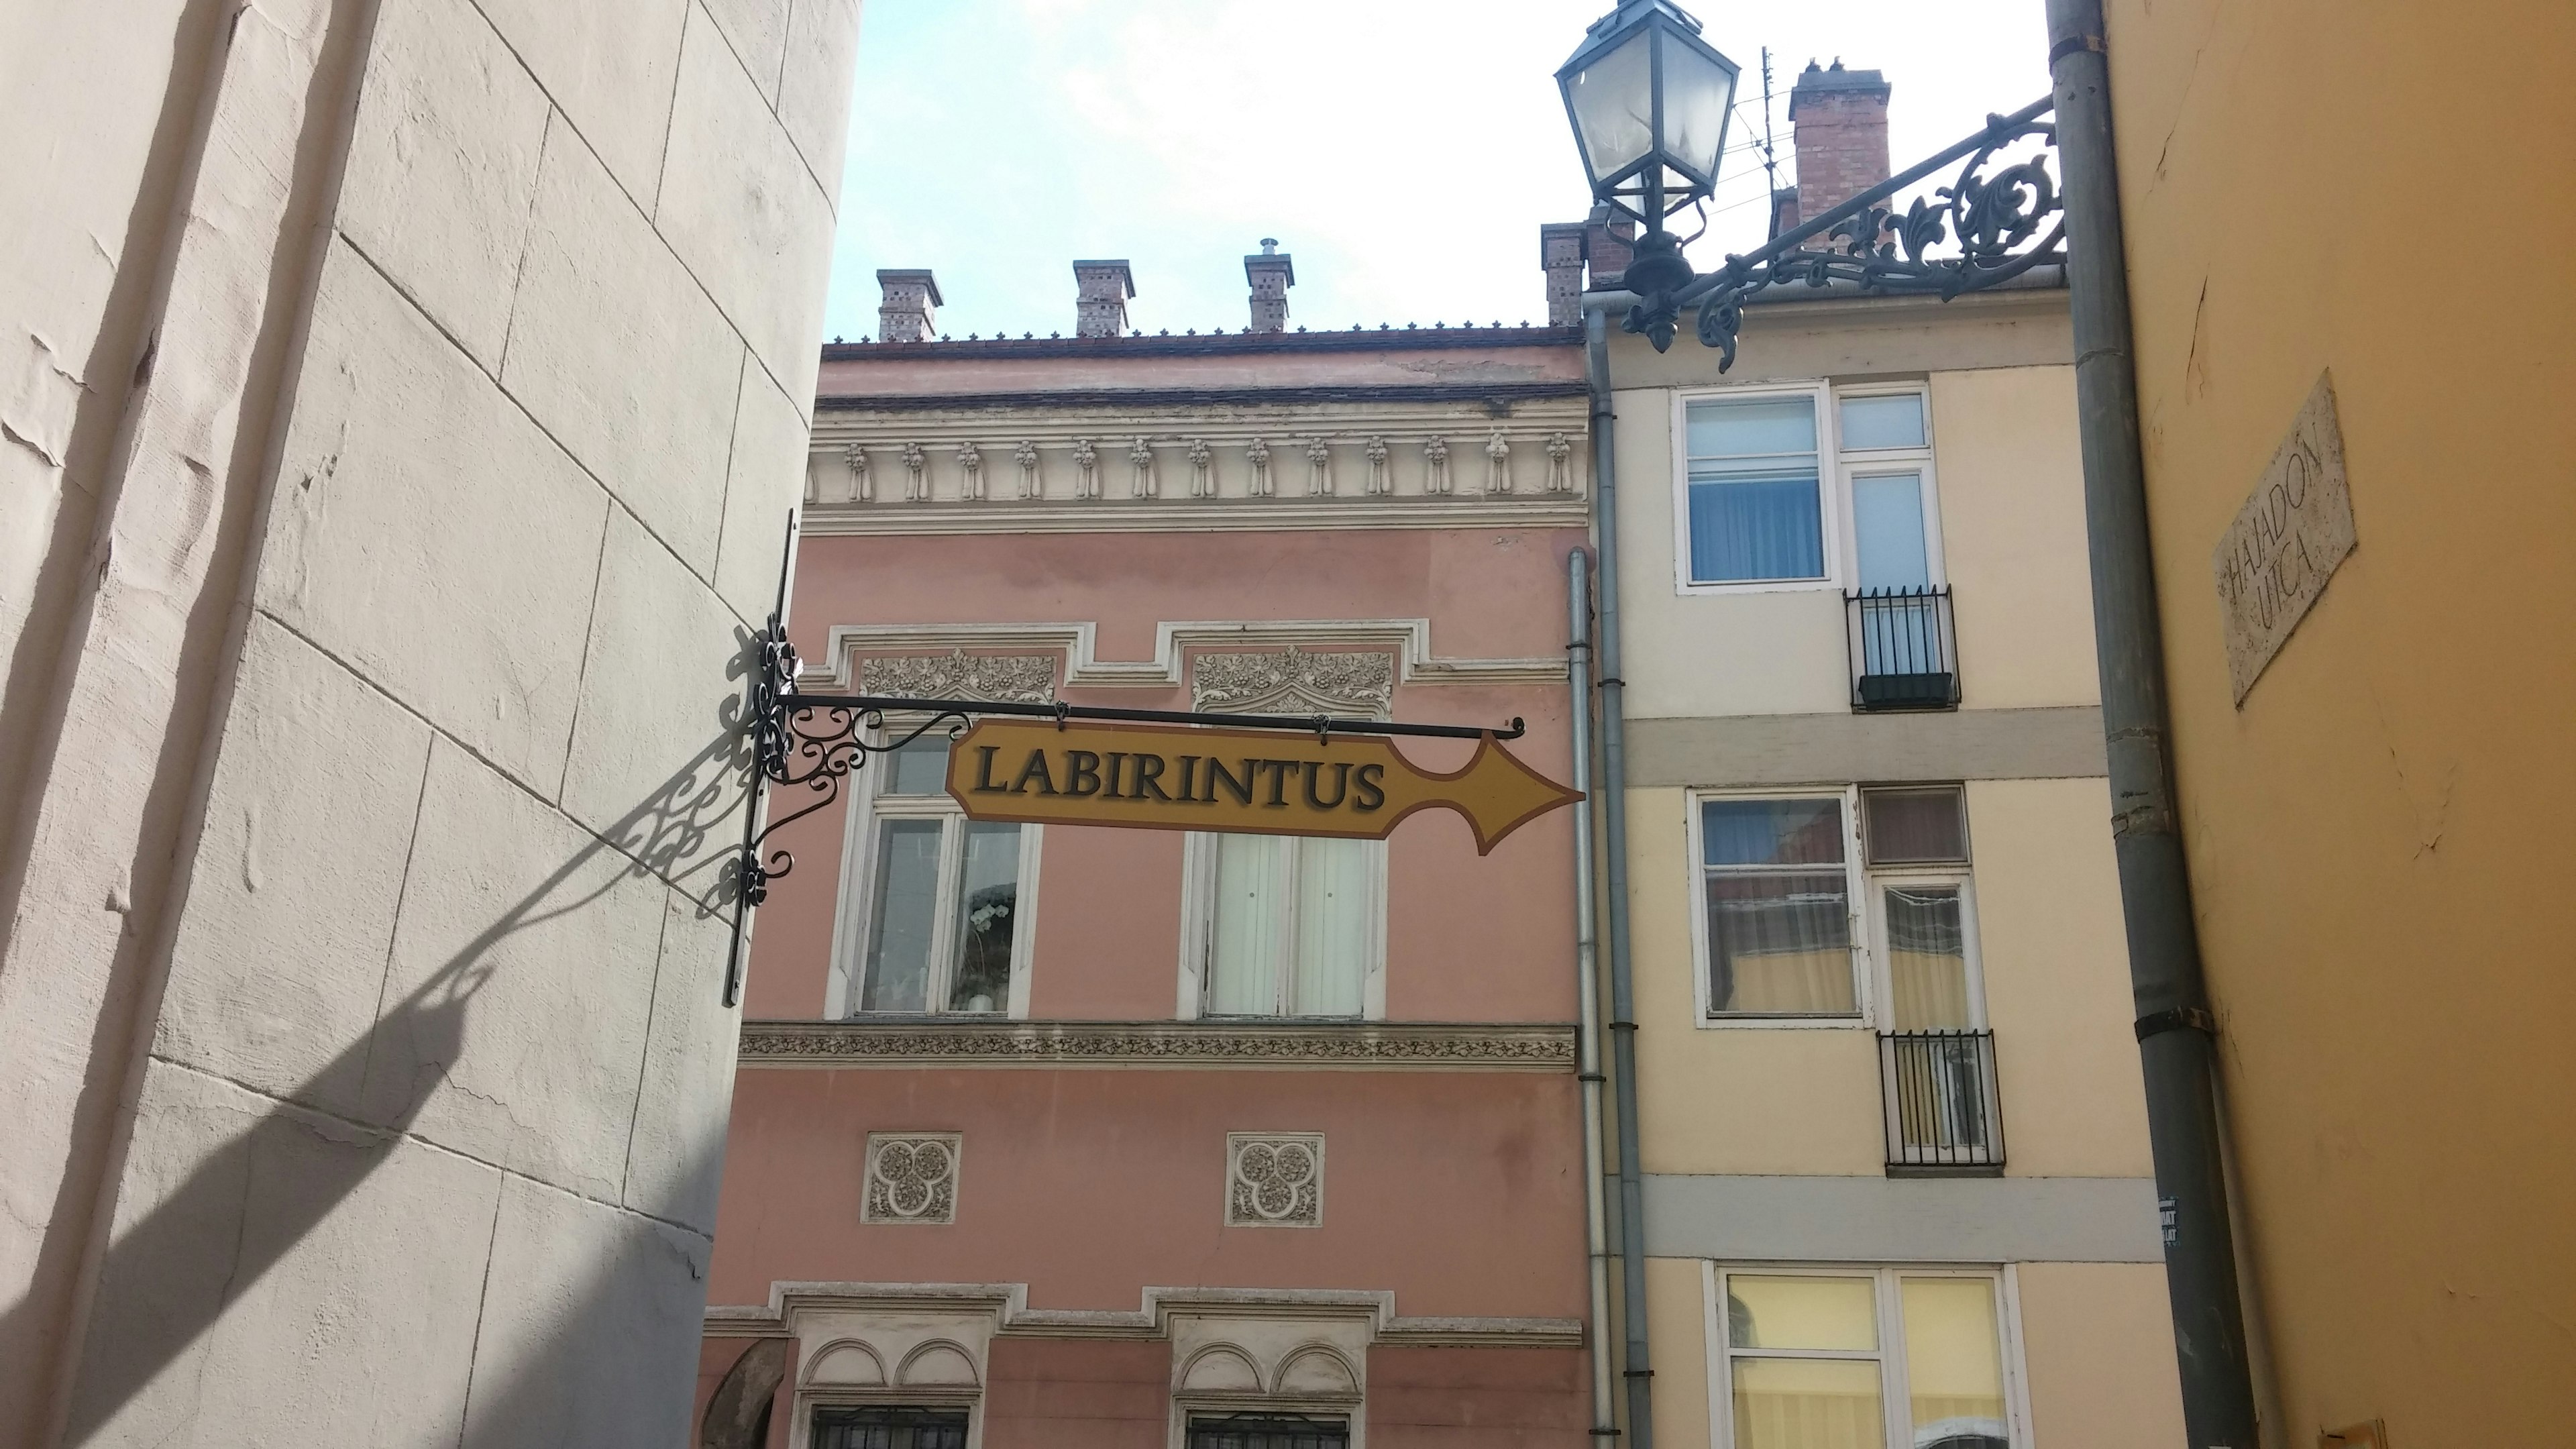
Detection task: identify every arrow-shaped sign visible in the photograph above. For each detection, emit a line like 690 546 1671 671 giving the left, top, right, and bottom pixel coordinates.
941 718 1581 855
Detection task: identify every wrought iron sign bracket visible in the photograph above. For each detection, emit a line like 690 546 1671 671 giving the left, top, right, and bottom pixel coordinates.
1625 95 2065 360
720 526 1527 1004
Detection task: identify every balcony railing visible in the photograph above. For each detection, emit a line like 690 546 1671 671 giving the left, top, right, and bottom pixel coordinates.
1878 1029 2004 1173
1845 586 1960 711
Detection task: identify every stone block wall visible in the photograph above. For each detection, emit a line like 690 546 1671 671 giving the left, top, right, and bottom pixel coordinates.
0 1 858 1444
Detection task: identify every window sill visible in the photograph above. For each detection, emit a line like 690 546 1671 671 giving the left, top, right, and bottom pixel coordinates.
1698 1014 1872 1030
1675 576 1843 598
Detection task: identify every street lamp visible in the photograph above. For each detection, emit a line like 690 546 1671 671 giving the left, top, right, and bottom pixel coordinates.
1559 1 2068 358
1555 0 1739 310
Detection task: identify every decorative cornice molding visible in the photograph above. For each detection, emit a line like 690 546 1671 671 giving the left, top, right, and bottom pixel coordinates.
737 1018 1577 1071
803 398 1589 525
798 496 1588 536
711 1283 1584 1349
802 620 1566 694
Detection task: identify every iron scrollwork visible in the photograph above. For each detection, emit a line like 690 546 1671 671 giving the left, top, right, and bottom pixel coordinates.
722 610 969 1005
1629 96 2065 364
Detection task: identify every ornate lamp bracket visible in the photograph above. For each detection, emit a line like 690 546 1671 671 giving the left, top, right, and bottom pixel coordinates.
1627 95 2066 363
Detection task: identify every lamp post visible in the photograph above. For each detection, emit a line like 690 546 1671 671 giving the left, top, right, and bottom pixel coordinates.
1559 0 2067 357
1558 4 2264 1447
1555 0 1741 330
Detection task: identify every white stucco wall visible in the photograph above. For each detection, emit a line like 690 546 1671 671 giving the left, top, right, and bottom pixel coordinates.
0 1 858 1443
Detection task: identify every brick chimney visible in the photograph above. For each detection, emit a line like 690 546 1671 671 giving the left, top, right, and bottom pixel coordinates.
876 268 941 342
1540 221 1588 326
1582 205 1635 289
1072 260 1135 338
1244 239 1294 333
1789 59 1892 237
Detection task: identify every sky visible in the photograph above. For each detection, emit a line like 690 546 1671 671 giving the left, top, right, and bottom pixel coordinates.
818 1 2053 343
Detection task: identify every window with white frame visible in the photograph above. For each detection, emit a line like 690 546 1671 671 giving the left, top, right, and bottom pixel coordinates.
1184 832 1384 1019
1696 794 1862 1018
1713 1269 2016 1449
835 733 1037 1016
1839 392 1940 594
1692 786 1984 1026
1860 786 1980 1030
1677 386 1941 592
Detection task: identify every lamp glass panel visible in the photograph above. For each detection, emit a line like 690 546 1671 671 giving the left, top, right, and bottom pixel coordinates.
1565 25 1657 183
1658 36 1738 182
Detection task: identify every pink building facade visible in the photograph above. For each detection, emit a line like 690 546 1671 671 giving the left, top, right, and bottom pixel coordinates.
698 266 1599 1449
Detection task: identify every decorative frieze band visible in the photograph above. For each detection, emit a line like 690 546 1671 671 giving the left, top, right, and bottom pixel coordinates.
859 649 1057 704
815 429 1580 509
804 394 1589 530
1191 646 1396 716
738 1019 1577 1071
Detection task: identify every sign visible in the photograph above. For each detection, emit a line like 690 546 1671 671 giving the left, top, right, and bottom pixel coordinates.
941 718 1581 854
2212 372 2357 704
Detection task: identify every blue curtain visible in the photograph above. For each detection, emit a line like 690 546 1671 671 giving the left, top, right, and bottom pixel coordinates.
1688 473 1823 582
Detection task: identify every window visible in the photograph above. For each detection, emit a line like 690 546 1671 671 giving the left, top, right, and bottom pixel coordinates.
1675 386 1943 595
1186 833 1383 1018
1187 1413 1351 1449
1840 393 1937 593
836 734 1038 1016
1691 786 1985 1030
1860 787 1978 1030
811 1405 969 1449
1715 1269 2017 1449
1697 795 1861 1018
1685 394 1827 584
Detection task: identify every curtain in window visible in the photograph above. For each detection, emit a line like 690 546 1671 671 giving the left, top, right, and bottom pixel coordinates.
948 821 1021 1012
1900 1278 2008 1449
1704 800 1854 1014
861 819 942 1012
1709 878 1856 1012
1690 474 1825 582
1884 885 1970 1030
1208 833 1287 1014
1292 836 1370 1016
1731 1358 1884 1449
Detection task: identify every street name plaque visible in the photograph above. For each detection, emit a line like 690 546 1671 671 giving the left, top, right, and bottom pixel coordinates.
2212 372 2357 704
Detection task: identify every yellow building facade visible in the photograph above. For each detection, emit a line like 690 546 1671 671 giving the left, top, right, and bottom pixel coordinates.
1604 284 2187 1448
2101 1 2576 1442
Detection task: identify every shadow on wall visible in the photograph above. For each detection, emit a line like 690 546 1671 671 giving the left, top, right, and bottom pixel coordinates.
2 631 765 1446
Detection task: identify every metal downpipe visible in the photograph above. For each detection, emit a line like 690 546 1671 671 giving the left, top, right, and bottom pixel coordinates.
2046 3 2261 1444
1584 304 1653 1448
1568 549 1614 1440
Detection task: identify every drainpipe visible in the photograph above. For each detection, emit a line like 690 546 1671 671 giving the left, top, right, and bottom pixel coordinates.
2046 3 2261 1445
1582 304 1654 1448
1567 549 1613 1441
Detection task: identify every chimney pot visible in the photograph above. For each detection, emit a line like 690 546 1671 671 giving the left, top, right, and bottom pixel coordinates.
1244 241 1295 333
1071 260 1136 338
875 268 941 343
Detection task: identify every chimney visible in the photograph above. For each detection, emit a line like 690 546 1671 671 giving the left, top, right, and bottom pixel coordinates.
1769 186 1801 240
1540 221 1589 326
1582 205 1635 290
1244 239 1294 333
876 268 941 342
1788 60 1892 243
1072 260 1135 337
